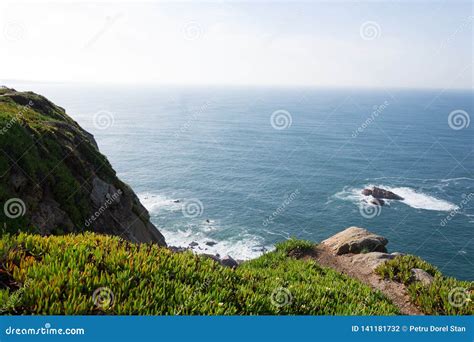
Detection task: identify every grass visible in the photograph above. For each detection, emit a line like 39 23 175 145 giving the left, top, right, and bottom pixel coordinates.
376 255 473 315
0 232 400 315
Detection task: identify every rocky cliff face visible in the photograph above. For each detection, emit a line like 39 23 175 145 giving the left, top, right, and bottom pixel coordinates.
0 87 166 245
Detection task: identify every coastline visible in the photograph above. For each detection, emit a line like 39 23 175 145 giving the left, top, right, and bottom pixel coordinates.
0 87 471 316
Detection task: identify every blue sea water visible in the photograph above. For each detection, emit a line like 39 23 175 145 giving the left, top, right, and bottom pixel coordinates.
10 83 474 280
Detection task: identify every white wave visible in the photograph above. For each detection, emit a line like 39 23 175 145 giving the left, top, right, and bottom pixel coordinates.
200 221 219 232
369 176 474 183
139 193 272 260
159 227 272 260
334 186 368 203
334 184 459 212
385 186 459 211
440 177 474 183
138 192 181 214
263 228 291 239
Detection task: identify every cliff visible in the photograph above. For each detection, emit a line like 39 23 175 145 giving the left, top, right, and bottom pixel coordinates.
0 87 165 245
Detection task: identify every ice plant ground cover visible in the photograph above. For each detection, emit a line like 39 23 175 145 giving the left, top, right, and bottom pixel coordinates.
0 232 401 315
0 232 471 315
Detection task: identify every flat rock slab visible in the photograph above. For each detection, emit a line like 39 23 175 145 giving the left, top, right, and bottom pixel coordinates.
349 252 396 271
321 227 388 255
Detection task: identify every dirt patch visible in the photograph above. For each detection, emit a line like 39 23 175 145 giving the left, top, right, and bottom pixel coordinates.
311 245 423 315
287 246 318 259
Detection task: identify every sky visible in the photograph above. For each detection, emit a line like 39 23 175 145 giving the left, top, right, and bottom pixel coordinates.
0 0 472 89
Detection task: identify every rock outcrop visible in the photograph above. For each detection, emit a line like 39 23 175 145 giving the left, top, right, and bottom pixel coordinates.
220 255 239 268
349 252 396 270
320 227 388 255
0 87 165 245
315 227 425 315
410 268 434 286
370 198 385 206
362 187 404 200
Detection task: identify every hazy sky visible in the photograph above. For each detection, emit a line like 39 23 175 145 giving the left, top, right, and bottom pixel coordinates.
0 1 472 89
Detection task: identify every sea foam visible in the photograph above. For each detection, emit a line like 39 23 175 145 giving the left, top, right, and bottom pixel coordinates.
335 184 459 212
138 193 271 260
138 193 182 213
385 186 459 211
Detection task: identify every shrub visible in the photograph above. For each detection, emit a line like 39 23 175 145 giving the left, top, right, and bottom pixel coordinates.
275 238 314 257
376 255 473 315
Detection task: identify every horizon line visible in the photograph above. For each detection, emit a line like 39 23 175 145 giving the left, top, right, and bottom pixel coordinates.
2 79 473 92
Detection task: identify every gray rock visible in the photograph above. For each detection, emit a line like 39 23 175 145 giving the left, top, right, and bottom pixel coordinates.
410 268 434 286
202 253 221 263
220 255 238 268
350 252 396 270
370 198 385 206
31 197 74 234
362 187 404 200
189 241 199 247
205 241 217 247
168 246 188 253
90 177 120 207
321 227 388 255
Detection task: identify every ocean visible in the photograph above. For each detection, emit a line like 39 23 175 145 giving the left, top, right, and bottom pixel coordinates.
9 83 474 280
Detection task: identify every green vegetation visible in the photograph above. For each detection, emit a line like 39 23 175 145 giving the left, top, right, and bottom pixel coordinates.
376 255 473 315
274 238 314 257
0 232 399 315
0 88 471 317
0 89 116 233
